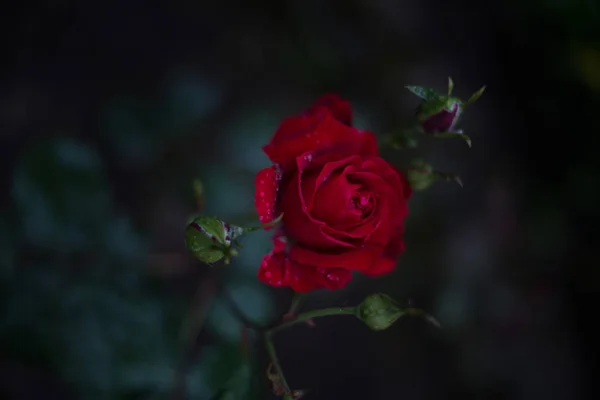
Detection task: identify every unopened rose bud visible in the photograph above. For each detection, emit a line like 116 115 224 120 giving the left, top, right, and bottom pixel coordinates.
406 79 485 135
356 293 403 331
185 216 244 264
416 97 462 134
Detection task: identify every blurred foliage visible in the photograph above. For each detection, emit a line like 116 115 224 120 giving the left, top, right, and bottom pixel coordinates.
1 73 275 399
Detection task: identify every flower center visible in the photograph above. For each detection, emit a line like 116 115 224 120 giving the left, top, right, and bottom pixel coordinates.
350 192 374 218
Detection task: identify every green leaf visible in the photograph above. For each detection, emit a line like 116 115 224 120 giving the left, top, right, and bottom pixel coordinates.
432 131 472 147
447 77 455 95
404 85 439 101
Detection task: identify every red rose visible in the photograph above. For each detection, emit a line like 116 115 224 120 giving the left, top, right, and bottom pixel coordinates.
255 94 412 292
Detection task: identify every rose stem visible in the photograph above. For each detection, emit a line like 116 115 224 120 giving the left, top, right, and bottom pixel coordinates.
268 307 357 335
264 332 291 394
263 306 357 395
287 292 303 316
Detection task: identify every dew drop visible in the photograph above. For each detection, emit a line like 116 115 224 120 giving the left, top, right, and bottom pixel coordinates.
326 273 339 281
264 270 272 278
260 191 265 197
260 180 265 184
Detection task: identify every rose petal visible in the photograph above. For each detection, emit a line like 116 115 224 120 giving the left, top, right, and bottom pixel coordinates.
258 234 353 292
281 164 354 249
363 157 412 201
289 244 382 272
305 93 353 126
263 112 376 170
364 256 397 276
363 233 406 276
290 264 353 292
359 131 378 157
254 166 279 229
311 164 361 225
258 249 289 287
258 234 289 286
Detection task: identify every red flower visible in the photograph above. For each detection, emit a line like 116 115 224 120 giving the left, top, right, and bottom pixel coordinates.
254 94 411 292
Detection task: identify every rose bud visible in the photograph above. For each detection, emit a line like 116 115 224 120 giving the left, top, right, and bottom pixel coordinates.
416 96 462 134
356 293 404 331
406 79 486 135
185 216 244 264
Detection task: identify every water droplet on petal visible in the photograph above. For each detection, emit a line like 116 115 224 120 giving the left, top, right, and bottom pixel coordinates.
260 191 265 197
327 273 339 281
264 270 272 278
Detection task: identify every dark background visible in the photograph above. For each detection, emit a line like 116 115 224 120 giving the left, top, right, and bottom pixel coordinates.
1 1 599 399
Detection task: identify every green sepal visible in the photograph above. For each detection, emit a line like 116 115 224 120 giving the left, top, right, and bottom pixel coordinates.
407 159 463 191
447 77 455 95
405 85 440 101
465 85 486 106
356 293 442 332
185 216 244 264
244 212 284 233
416 96 462 121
